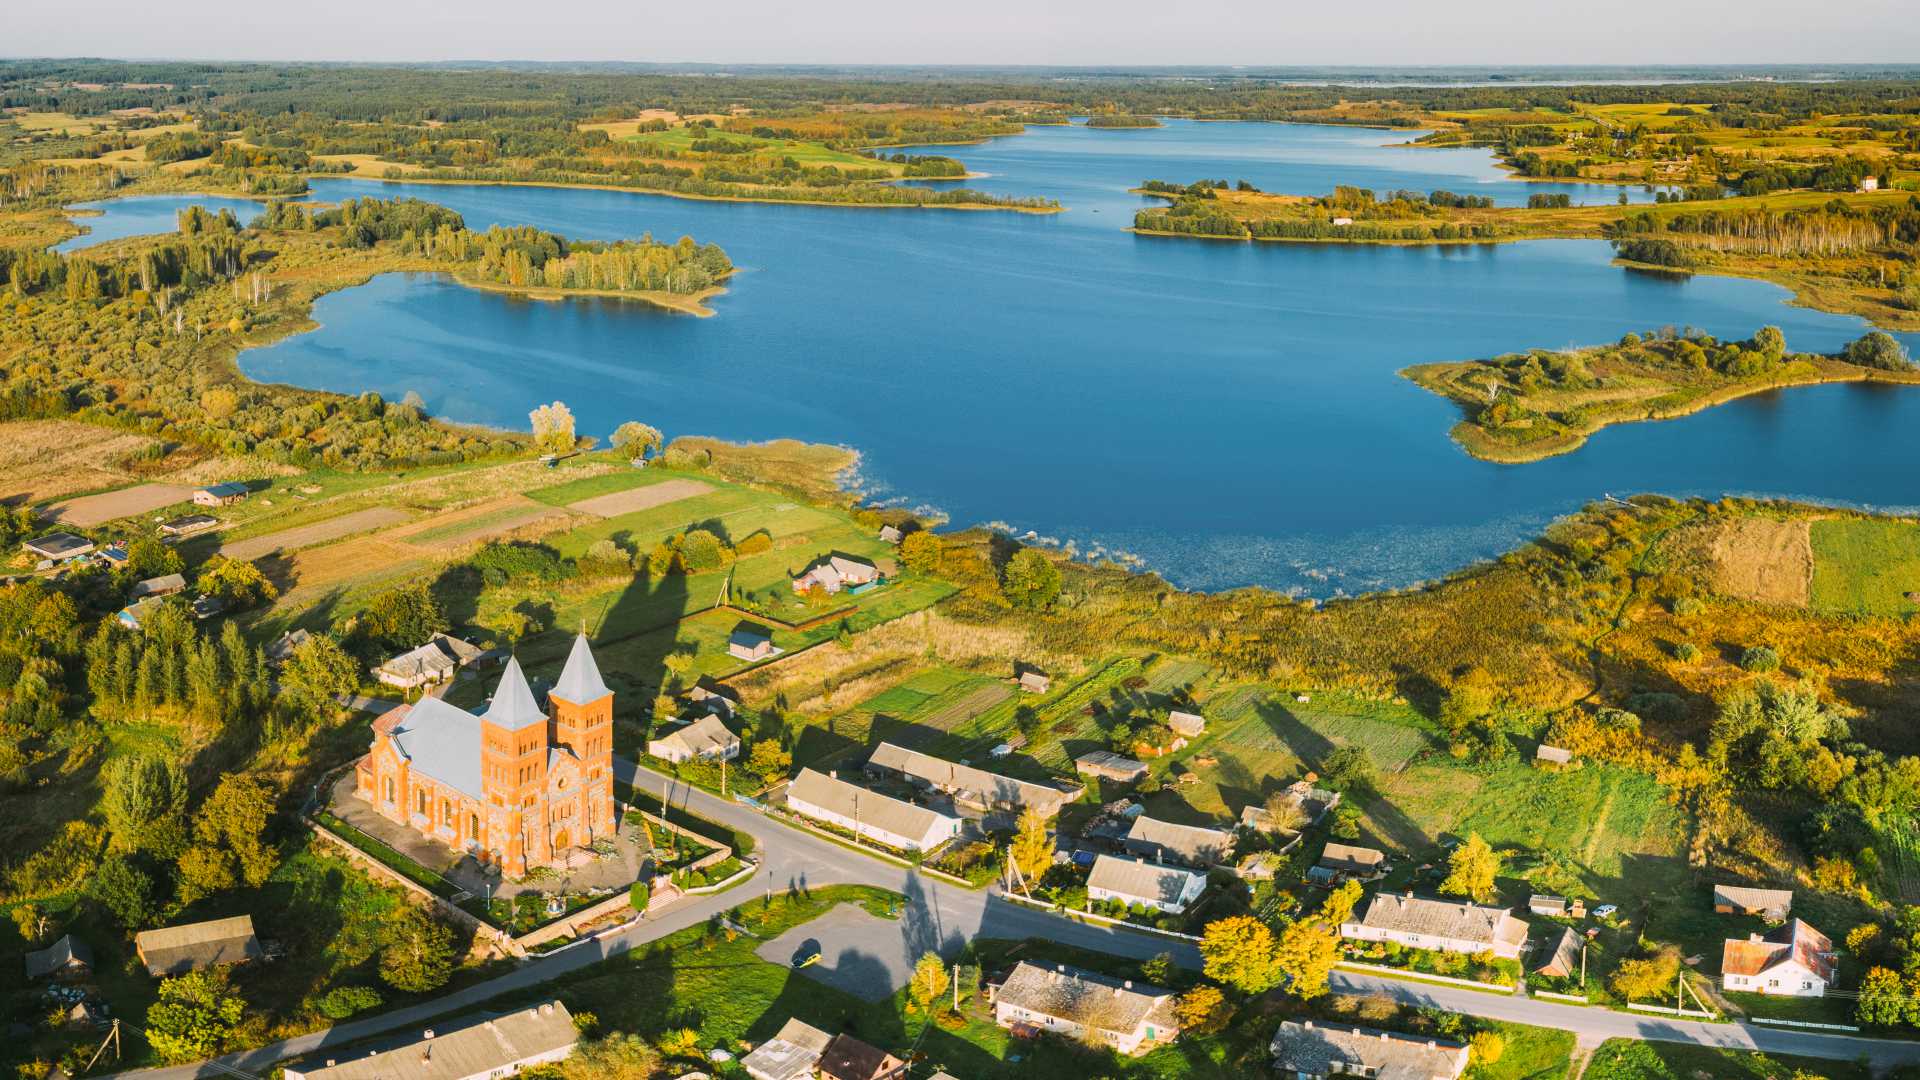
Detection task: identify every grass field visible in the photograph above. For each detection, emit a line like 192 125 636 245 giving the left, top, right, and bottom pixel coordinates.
1810 517 1920 616
618 124 893 173
1584 1038 1868 1080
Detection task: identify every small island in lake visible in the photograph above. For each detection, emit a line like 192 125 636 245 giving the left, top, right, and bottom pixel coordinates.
1085 113 1161 128
1403 328 1920 463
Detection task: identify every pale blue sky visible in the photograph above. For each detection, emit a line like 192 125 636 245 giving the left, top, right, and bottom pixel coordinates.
8 0 1919 66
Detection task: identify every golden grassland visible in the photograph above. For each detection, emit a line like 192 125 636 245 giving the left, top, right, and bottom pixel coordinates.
1404 350 1920 464
449 269 729 317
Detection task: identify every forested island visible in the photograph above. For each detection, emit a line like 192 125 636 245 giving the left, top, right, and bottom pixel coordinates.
1403 326 1919 462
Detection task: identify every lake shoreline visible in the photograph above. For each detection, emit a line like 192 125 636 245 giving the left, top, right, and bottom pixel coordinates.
298 171 1063 214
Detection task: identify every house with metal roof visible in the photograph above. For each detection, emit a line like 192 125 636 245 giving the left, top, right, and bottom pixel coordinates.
1536 744 1574 767
729 625 777 661
1722 919 1835 997
1086 854 1207 915
116 595 171 631
1121 815 1233 868
135 915 263 976
1075 750 1147 784
131 572 187 599
1340 893 1529 959
193 482 250 507
740 1017 833 1080
22 533 94 563
649 713 741 764
158 513 219 537
864 741 1082 818
1307 842 1388 884
1714 884 1793 921
786 768 962 854
24 934 92 980
373 633 484 690
816 1032 907 1080
992 961 1180 1057
353 637 616 877
1017 669 1051 694
1270 1020 1469 1080
1534 926 1583 980
281 1000 577 1080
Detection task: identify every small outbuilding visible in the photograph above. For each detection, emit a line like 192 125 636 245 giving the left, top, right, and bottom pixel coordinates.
728 625 777 662
158 514 219 537
131 572 187 599
1714 884 1793 921
1075 750 1148 784
24 934 93 981
1535 926 1583 980
878 524 904 545
1535 744 1573 768
135 914 263 976
1017 669 1051 694
1166 710 1205 738
193 482 249 507
1529 894 1569 917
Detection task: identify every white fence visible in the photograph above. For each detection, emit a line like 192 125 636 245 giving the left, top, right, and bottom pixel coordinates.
1626 1002 1715 1019
1750 1016 1861 1033
1533 990 1591 1004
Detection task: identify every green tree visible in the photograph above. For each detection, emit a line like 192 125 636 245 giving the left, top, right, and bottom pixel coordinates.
1609 944 1682 1002
101 753 187 853
1320 745 1376 790
316 985 383 1020
280 635 360 714
628 880 650 912
90 856 157 931
187 774 279 888
1008 807 1052 892
899 530 942 573
1439 833 1501 903
1857 966 1911 1027
145 969 246 1063
123 535 184 582
380 905 457 992
909 952 951 1012
1200 915 1283 994
360 582 447 650
196 556 278 610
1000 548 1061 610
1322 878 1365 928
1845 331 1912 371
530 400 578 453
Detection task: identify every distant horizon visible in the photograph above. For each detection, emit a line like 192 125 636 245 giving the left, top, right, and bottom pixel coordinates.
7 59 1920 74
9 0 1920 72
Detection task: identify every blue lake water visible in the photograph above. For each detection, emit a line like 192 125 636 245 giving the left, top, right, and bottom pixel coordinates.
56 193 266 253
66 120 1920 594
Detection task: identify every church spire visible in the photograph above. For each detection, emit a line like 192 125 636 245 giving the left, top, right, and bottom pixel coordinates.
483 654 547 730
550 631 611 706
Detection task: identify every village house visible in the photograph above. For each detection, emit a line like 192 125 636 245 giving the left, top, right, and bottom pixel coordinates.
281 1000 578 1080
1341 893 1529 960
1270 1020 1469 1080
816 1033 907 1080
864 741 1083 818
131 572 187 599
1166 710 1205 738
1535 926 1584 980
1860 176 1881 193
135 915 263 977
99 544 130 567
1086 853 1208 914
22 532 95 564
740 1017 834 1080
353 635 616 877
687 677 741 718
785 768 962 854
1722 919 1836 997
193 482 249 507
1714 884 1793 921
373 633 484 691
158 513 219 537
1017 669 1051 694
1075 750 1148 784
729 625 777 661
993 961 1180 1057
1240 781 1341 835
792 554 881 595
266 627 312 666
116 595 169 631
648 713 741 764
1122 815 1234 868
24 935 92 981
1307 842 1388 885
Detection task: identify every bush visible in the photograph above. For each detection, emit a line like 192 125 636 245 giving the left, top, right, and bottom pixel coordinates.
1740 645 1783 672
1845 331 1913 371
316 985 382 1020
471 541 572 584
1674 643 1700 663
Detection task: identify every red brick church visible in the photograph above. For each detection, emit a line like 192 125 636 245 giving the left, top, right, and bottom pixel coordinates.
353 633 616 877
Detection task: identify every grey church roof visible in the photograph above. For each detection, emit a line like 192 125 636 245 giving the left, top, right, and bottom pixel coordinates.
391 697 485 799
484 656 548 731
550 633 611 705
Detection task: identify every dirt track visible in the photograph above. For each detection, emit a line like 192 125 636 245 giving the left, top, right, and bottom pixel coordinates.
568 478 712 518
221 507 413 561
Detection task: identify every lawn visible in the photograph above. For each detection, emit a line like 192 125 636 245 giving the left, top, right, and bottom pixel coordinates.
1584 1038 1869 1080
1809 518 1920 617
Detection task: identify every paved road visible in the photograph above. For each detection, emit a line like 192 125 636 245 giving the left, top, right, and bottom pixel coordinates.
107 759 1920 1077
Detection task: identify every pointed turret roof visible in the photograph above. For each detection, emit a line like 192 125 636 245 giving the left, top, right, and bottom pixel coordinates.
551 632 612 706
483 655 548 731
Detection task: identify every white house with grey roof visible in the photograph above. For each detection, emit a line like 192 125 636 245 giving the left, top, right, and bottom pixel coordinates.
992 961 1180 1056
784 768 961 854
863 741 1082 818
1341 892 1529 959
648 713 741 764
374 633 484 690
1270 1020 1469 1080
282 1000 577 1080
1086 853 1207 914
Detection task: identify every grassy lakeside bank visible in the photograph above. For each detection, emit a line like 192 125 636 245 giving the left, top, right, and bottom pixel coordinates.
1403 331 1920 464
447 269 730 317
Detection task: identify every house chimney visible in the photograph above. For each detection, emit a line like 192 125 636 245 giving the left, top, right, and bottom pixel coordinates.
1303 1021 1313 1030
1123 980 1133 990
423 1029 435 1039
325 1061 336 1068
1379 1031 1389 1041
